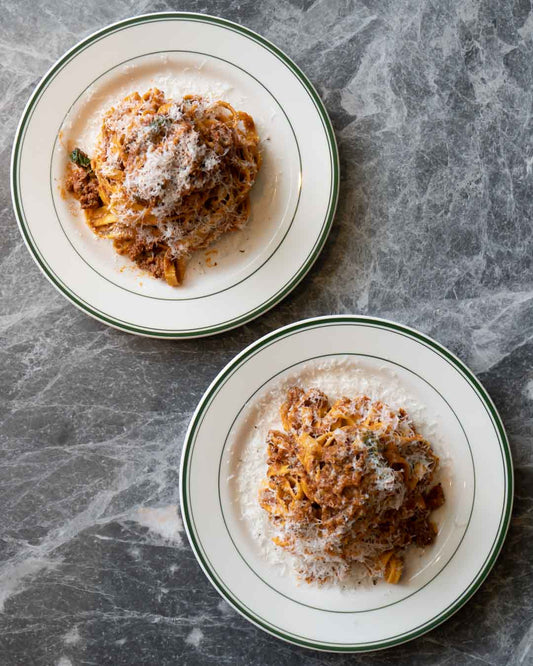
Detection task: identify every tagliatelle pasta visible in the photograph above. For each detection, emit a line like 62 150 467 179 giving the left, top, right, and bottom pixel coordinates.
66 88 261 286
259 387 445 584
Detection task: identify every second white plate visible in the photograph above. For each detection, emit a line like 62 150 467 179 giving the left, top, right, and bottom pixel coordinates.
180 315 512 651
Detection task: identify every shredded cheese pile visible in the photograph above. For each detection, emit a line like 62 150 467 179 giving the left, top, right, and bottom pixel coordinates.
259 387 445 584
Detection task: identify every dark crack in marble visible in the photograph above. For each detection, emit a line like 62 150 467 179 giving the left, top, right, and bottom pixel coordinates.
1 0 532 664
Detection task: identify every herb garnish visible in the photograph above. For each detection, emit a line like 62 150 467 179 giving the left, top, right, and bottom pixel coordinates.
149 116 172 135
363 432 381 456
69 147 92 170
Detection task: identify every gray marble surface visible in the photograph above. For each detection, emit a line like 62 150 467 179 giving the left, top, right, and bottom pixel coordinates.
1 0 532 664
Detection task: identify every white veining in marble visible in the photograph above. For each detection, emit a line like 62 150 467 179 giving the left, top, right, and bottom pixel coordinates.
1 0 532 664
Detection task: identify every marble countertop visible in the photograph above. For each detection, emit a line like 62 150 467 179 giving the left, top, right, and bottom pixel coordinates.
1 1 532 664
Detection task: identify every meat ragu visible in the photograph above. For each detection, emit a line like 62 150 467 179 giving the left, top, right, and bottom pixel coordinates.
65 145 186 282
112 237 187 283
65 150 101 209
259 387 445 585
63 90 261 287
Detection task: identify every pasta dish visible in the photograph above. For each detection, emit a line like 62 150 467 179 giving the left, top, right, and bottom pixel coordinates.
259 387 445 584
66 88 261 286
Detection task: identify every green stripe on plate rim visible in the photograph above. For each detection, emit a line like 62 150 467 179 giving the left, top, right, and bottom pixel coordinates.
217 351 475 614
180 316 513 652
11 12 339 338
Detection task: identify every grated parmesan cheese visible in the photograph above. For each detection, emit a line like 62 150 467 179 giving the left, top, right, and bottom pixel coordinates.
102 96 222 223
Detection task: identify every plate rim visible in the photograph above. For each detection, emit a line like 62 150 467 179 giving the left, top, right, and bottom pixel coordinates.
179 314 514 652
10 11 339 338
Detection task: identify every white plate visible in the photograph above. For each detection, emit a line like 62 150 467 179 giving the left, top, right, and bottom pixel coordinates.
180 316 513 652
11 13 338 338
